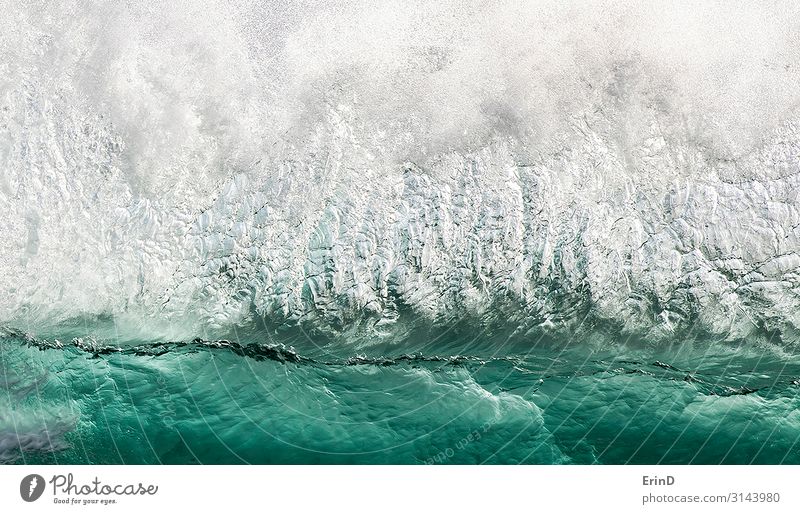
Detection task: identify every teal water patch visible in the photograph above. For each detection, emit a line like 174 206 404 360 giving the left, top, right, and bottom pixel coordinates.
2 331 800 464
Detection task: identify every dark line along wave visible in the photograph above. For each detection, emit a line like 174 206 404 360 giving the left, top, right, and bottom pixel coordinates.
5 328 799 399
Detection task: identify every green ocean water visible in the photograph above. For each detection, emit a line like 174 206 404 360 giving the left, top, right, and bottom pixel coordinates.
4 326 800 464
6 0 800 469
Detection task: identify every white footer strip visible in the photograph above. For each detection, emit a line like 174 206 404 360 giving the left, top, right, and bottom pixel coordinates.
2 466 796 513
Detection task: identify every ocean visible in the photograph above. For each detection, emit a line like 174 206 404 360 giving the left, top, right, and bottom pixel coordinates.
2 0 800 464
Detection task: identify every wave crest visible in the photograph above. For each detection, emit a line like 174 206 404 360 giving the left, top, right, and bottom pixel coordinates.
2 1 800 344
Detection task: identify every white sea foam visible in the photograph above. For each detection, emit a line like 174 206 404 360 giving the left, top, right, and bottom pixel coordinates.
2 1 800 343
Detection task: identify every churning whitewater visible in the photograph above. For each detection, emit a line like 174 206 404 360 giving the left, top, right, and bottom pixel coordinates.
3 0 800 464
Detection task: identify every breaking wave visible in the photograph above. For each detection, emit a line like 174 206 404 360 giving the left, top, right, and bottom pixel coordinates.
3 0 800 347
6 0 800 466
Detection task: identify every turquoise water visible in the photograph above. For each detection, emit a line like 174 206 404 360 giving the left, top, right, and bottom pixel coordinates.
4 326 800 464
5 0 800 467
